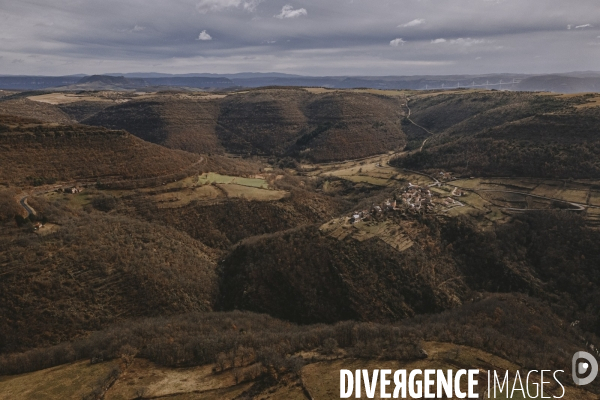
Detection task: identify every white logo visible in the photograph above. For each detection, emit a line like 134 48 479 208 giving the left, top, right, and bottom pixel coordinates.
572 351 598 385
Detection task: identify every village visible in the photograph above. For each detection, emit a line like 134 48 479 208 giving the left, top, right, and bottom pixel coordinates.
345 179 466 226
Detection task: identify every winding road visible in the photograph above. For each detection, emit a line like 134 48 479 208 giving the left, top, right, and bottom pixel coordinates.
471 188 588 212
404 96 434 152
19 196 35 217
401 96 590 214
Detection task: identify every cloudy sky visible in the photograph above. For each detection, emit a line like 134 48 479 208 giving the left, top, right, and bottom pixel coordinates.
0 0 599 76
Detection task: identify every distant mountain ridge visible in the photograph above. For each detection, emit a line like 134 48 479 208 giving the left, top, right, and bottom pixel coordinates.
516 74 600 93
72 75 234 90
2 71 600 93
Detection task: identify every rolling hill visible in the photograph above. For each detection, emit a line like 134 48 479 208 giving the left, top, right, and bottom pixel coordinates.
0 98 72 124
391 91 600 178
0 213 218 352
84 88 407 162
216 89 406 161
0 115 201 186
217 212 600 338
1 86 599 399
83 95 224 154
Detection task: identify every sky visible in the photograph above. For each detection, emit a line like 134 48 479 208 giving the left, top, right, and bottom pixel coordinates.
0 0 599 76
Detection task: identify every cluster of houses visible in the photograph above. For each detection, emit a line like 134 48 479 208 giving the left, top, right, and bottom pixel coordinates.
349 199 400 224
400 182 466 213
56 187 81 194
345 181 467 223
401 183 435 212
442 197 459 207
438 171 455 181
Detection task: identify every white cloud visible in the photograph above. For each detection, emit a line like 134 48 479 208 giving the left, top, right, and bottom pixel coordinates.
449 38 486 46
196 0 262 14
197 30 212 40
132 25 145 32
575 24 592 29
567 24 572 30
431 38 485 46
399 18 424 28
390 38 406 46
275 5 307 19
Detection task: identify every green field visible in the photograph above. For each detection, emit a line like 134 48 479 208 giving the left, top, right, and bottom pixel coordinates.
198 173 269 189
43 191 92 209
341 175 391 186
217 184 288 200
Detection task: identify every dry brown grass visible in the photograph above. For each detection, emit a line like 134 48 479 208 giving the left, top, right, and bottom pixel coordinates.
104 358 250 400
0 360 119 400
26 93 114 105
0 98 72 123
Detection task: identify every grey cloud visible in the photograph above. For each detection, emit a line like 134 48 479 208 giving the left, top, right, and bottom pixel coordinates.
0 0 598 75
449 38 488 46
274 5 307 19
390 38 406 46
196 0 262 14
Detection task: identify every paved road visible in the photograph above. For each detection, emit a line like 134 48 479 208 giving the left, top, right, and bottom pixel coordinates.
473 188 587 211
19 196 35 217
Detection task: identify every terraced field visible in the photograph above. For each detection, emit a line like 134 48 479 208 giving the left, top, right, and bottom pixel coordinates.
320 218 414 252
